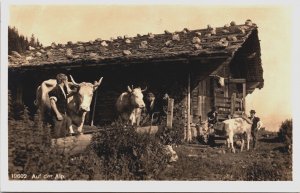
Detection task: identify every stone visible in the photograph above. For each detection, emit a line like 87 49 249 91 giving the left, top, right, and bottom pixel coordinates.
148 33 155 39
11 51 22 58
164 30 171 34
89 53 98 58
51 42 56 48
183 27 190 32
46 51 53 59
210 28 216 35
125 39 131 44
89 40 94 44
165 40 173 47
195 32 201 36
77 45 85 52
29 46 35 51
192 37 201 44
123 50 132 56
224 24 230 28
245 19 253 26
66 48 73 58
227 36 237 41
26 56 33 61
172 34 180 41
100 41 108 47
67 41 73 45
207 24 213 30
230 21 236 26
40 49 45 53
193 44 202 50
35 52 42 57
139 40 148 49
117 36 123 40
95 38 102 42
221 29 230 33
124 35 129 39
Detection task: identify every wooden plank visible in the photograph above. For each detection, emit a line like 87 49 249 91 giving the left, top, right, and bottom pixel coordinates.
167 98 174 128
230 93 236 115
243 82 246 112
216 105 231 109
197 96 202 120
215 96 231 100
225 78 246 84
187 73 192 142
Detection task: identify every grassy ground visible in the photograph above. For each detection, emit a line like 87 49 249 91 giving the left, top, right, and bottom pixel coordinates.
158 131 292 180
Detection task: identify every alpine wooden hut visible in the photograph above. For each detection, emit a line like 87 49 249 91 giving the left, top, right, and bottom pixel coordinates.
8 19 264 141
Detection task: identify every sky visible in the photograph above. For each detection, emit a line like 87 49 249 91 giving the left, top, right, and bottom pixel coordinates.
8 4 294 131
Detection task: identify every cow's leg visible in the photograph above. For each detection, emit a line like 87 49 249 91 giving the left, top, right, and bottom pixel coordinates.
226 138 230 149
77 112 87 134
129 111 136 126
241 139 244 152
229 133 235 153
247 134 250 151
135 108 142 126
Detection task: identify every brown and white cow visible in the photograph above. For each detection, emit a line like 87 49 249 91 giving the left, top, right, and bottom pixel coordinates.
223 117 252 153
34 75 103 134
115 86 146 126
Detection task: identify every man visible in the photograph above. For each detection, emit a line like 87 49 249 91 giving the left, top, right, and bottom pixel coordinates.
207 106 218 126
48 73 75 138
249 109 262 149
144 92 169 124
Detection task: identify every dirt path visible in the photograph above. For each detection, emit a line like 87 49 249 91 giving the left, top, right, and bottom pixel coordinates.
158 132 292 180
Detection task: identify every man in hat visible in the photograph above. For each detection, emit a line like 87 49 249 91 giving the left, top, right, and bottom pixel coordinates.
48 73 75 138
249 109 262 149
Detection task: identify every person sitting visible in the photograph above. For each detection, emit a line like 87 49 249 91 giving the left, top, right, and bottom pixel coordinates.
207 106 218 127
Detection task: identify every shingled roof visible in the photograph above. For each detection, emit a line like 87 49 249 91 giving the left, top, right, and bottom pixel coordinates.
8 20 260 70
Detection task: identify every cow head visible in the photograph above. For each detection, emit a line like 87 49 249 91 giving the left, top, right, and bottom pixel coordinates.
70 75 103 112
127 85 146 109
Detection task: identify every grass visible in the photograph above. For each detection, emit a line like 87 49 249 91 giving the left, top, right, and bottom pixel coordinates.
158 131 292 180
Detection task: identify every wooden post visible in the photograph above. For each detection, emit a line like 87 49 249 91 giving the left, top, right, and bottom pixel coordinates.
230 93 236 115
90 89 98 126
16 86 23 104
187 73 192 142
167 98 174 128
242 82 246 112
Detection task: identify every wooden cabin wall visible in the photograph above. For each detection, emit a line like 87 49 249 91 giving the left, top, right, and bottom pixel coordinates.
190 77 211 123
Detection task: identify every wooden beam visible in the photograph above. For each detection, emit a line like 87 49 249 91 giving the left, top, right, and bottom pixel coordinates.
225 78 246 84
187 73 192 142
242 82 246 112
230 93 236 115
167 98 174 128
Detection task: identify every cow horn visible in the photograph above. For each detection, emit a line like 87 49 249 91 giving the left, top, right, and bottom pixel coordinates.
127 86 132 92
141 86 147 92
94 77 103 88
69 75 79 86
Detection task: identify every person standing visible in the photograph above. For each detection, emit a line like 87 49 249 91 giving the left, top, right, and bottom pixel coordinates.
249 109 262 149
48 73 74 138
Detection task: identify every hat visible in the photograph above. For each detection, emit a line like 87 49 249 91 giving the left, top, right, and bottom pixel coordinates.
250 110 256 114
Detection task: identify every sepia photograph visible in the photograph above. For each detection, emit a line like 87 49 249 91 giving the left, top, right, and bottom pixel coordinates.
1 0 300 192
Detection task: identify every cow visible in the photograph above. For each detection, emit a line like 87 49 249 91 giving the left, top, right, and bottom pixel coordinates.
115 86 147 126
34 75 103 135
222 117 252 153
